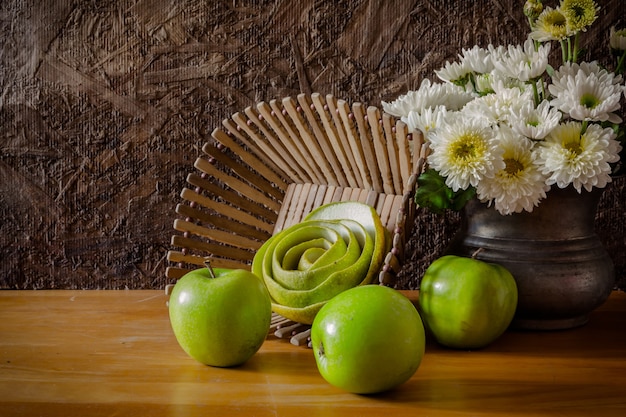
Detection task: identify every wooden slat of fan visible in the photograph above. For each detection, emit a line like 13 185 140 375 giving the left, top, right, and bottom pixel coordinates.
310 94 360 188
324 96 365 190
272 183 295 233
287 182 313 227
310 183 329 210
388 195 404 232
404 130 430 184
267 99 325 185
193 157 281 215
185 172 277 223
173 218 264 250
175 203 271 242
366 106 396 195
167 251 249 271
274 182 313 232
380 113 403 195
180 187 274 234
323 185 343 205
171 235 255 263
335 99 373 191
229 111 308 187
211 128 290 190
281 96 340 186
394 119 412 195
166 266 191 280
243 105 316 186
378 194 396 231
220 118 297 185
254 102 318 185
202 142 283 203
351 188 369 203
296 94 349 188
301 183 324 220
364 190 380 208
352 102 383 193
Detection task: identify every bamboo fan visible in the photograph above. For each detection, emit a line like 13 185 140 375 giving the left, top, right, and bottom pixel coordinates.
166 93 427 293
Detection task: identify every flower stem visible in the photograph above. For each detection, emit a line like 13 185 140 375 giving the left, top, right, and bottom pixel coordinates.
572 33 580 63
616 49 626 76
580 120 589 135
531 78 540 106
560 40 568 64
567 37 573 62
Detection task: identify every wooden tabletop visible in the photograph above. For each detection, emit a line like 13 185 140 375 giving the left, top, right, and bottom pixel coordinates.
1 289 625 416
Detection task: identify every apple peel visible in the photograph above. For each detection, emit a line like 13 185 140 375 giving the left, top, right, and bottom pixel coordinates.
252 201 387 325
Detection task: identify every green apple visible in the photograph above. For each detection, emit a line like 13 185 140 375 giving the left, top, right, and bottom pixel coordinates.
168 263 272 367
418 254 518 349
311 285 426 394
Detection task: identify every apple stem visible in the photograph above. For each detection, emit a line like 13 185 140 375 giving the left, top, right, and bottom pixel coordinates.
204 258 217 279
471 248 484 259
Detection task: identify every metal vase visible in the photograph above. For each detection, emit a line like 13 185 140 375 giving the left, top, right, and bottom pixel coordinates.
446 186 615 330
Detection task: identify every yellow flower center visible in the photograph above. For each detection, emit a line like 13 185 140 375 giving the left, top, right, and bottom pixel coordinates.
537 9 568 39
450 133 486 163
564 141 583 156
503 158 525 176
561 0 598 32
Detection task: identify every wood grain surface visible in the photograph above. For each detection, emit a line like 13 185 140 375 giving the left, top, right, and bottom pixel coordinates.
1 289 625 416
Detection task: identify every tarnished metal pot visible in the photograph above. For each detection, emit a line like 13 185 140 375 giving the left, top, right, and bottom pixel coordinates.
446 186 615 330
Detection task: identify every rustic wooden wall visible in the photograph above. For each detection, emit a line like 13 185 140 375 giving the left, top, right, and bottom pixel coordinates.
1 0 624 289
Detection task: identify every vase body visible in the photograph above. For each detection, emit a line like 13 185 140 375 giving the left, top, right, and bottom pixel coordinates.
446 186 615 330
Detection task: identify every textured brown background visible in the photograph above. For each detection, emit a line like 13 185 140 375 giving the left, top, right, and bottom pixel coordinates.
1 0 624 290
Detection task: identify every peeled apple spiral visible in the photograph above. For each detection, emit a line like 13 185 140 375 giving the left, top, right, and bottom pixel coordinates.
252 202 387 325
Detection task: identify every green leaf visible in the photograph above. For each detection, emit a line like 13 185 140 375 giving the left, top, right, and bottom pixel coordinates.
414 169 476 213
451 187 476 211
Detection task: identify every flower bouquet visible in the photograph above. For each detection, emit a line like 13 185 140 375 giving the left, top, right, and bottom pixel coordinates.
383 0 626 216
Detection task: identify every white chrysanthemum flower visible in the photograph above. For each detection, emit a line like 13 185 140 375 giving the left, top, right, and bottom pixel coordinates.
610 26 626 50
529 6 569 41
549 62 625 123
510 99 562 140
435 60 472 86
561 0 598 34
462 85 533 127
493 70 532 91
460 45 495 74
493 38 551 82
534 121 622 192
461 95 500 126
476 126 550 215
487 44 508 62
382 90 421 118
405 105 452 140
427 117 505 191
382 79 473 118
492 83 535 117
473 73 496 95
